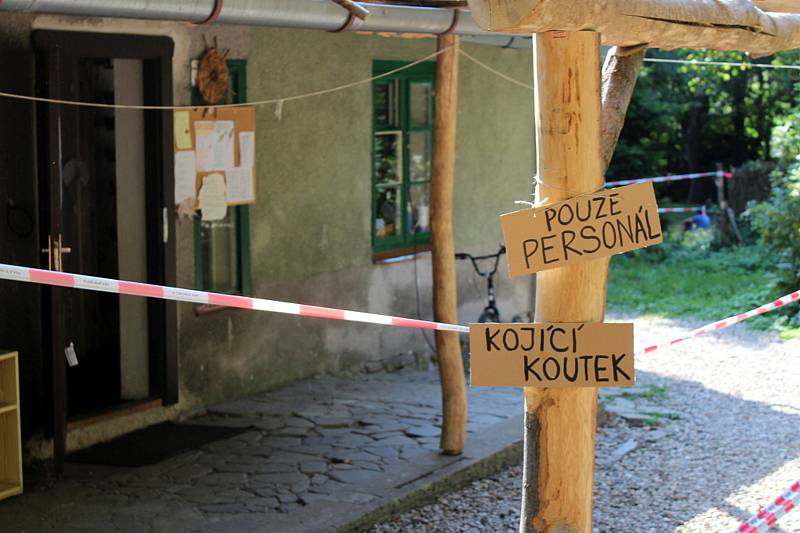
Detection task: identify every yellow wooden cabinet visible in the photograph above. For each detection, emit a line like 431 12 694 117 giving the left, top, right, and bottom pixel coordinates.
0 350 22 500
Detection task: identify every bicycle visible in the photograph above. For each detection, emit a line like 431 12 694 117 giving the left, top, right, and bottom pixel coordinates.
455 244 532 370
455 245 505 323
455 244 533 322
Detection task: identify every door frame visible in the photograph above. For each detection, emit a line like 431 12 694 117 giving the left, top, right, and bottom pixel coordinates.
33 30 177 469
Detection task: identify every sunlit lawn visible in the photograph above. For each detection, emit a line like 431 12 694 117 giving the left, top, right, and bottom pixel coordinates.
606 232 800 337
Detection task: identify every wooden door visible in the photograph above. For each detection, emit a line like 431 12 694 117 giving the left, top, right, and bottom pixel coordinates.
34 31 177 473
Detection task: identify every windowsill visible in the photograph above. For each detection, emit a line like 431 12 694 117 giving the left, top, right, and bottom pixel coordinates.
372 244 432 263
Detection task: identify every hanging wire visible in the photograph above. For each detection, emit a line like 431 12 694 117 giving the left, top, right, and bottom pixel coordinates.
459 49 534 90
4 42 797 113
0 47 451 111
643 56 800 70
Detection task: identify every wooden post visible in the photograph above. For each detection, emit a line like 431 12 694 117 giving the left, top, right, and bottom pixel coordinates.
521 30 606 533
431 34 467 455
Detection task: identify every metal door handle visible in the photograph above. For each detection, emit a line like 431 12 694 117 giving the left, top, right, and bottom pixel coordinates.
42 235 71 271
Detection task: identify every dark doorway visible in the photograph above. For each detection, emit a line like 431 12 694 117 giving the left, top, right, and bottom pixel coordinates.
60 57 123 415
34 31 177 471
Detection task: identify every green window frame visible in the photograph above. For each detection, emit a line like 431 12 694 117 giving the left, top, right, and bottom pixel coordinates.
192 59 251 295
372 60 436 255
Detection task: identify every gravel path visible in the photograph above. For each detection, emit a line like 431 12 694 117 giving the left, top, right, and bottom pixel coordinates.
371 315 800 533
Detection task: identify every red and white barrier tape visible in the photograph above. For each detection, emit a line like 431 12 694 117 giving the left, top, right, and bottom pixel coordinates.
606 170 733 188
658 206 703 214
735 480 800 533
641 289 800 355
2 262 798 350
0 263 469 334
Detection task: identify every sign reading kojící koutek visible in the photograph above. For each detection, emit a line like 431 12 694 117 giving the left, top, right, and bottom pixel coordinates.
501 181 662 277
469 323 634 388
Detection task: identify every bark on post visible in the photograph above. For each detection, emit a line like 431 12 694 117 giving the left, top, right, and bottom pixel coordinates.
431 34 467 455
521 30 606 533
601 46 646 172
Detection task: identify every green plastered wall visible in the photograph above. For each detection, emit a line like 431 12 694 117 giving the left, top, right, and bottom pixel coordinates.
179 28 536 405
0 15 534 451
247 28 534 281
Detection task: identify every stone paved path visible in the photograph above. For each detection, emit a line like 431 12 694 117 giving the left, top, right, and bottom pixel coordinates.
0 368 521 533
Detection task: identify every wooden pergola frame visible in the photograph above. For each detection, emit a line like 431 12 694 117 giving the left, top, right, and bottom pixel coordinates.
421 0 800 530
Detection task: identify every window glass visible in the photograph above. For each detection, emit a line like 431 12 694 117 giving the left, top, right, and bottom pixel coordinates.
374 81 399 128
409 81 432 126
374 131 403 186
200 215 238 292
408 183 430 234
376 187 401 239
193 59 250 294
372 61 435 254
408 131 431 182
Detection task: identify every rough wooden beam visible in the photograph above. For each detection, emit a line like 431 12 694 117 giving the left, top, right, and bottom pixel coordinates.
522 30 606 533
466 0 800 55
755 0 800 13
431 34 468 455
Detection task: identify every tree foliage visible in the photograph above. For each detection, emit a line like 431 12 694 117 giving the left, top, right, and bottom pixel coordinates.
608 48 800 184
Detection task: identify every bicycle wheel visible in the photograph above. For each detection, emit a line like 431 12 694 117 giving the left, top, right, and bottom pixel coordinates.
478 307 500 323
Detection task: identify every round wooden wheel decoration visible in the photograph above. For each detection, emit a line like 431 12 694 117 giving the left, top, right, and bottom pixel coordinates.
197 48 229 104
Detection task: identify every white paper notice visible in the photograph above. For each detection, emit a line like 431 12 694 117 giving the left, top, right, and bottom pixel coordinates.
174 150 197 204
195 120 235 172
239 131 255 168
198 172 228 221
226 167 255 205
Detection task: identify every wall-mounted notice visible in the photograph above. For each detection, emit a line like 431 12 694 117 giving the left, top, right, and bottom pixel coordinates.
198 173 228 221
195 120 235 172
469 322 634 388
501 182 662 277
174 150 197 204
226 167 254 205
174 111 192 150
172 107 257 210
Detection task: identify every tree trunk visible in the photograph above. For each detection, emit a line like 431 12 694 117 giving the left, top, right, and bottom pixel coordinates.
685 95 710 203
601 46 647 172
431 34 467 455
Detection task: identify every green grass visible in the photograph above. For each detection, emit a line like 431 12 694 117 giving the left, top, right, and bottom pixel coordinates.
619 385 668 401
607 237 798 334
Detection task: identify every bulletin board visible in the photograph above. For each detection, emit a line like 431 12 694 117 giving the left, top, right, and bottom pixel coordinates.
173 107 256 220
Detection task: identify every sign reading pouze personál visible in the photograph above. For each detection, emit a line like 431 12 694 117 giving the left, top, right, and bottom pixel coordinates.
470 323 634 388
501 182 662 277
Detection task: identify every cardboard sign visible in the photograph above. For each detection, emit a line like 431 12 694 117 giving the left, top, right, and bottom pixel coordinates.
501 182 662 277
470 322 634 388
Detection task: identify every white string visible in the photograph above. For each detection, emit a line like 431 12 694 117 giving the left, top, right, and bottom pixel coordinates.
519 175 611 212
458 49 534 90
0 47 451 111
3 47 799 111
644 56 800 70
0 45 542 110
